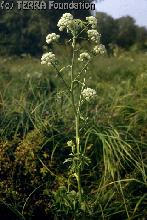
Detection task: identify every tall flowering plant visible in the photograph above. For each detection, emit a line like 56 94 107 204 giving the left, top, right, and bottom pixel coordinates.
41 13 105 206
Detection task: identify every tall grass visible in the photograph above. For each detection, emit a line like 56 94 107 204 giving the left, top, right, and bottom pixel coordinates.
0 50 146 219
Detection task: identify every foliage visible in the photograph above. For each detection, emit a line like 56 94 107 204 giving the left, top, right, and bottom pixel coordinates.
0 4 147 56
0 48 146 219
96 12 147 51
0 0 92 55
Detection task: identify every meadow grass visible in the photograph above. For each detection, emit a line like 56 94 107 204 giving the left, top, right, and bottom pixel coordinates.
0 50 147 219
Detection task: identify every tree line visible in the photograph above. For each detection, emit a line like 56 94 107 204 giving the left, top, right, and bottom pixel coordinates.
96 12 147 51
0 0 146 56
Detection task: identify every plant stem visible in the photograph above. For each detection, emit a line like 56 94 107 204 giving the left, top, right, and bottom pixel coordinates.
76 114 80 154
70 36 77 116
75 60 90 81
51 62 71 94
76 114 82 203
71 36 82 203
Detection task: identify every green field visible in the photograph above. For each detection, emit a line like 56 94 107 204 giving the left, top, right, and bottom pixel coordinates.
0 50 147 219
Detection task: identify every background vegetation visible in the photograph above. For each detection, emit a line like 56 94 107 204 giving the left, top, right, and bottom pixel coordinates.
0 0 147 55
0 0 147 219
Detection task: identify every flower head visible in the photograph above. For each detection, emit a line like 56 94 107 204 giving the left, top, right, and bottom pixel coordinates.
82 88 97 101
41 52 56 66
88 30 101 43
67 140 75 147
86 16 97 29
46 33 60 44
78 52 91 62
93 44 106 55
67 140 75 153
57 13 73 32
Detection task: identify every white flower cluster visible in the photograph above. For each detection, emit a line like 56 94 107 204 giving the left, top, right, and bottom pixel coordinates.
93 44 106 55
67 140 75 153
41 52 56 66
82 88 97 101
57 13 73 31
67 140 75 147
78 52 91 62
46 33 60 44
86 16 97 29
88 30 101 43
